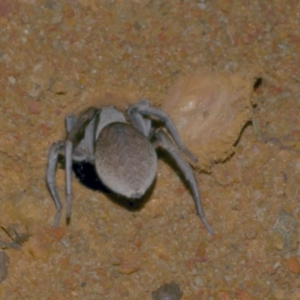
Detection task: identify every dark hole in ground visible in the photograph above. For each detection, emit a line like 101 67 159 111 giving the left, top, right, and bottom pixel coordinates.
253 77 263 90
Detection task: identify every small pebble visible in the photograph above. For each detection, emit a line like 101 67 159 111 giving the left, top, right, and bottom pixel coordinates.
0 251 9 283
194 276 203 286
287 256 300 274
152 282 183 300
197 3 207 10
8 76 16 84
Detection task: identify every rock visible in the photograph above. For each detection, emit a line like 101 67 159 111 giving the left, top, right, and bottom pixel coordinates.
287 257 300 274
152 282 183 300
162 70 257 171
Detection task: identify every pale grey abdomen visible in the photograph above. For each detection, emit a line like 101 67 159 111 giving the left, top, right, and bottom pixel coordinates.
95 122 157 199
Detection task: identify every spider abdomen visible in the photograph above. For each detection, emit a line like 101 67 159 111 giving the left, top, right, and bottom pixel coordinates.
95 122 157 199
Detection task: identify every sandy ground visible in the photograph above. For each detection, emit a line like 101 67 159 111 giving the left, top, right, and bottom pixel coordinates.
0 0 300 299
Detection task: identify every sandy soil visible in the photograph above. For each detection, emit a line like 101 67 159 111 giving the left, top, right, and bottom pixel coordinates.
0 0 299 299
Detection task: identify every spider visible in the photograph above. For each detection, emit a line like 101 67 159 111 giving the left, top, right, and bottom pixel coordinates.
46 99 215 235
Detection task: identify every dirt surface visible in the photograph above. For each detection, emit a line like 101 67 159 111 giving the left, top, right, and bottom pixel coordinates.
0 1 300 299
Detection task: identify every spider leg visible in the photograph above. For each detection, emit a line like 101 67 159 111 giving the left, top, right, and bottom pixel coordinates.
46 141 65 227
128 99 198 163
65 113 89 159
153 129 215 235
127 100 152 136
65 107 99 222
65 113 96 161
83 117 96 162
65 114 77 132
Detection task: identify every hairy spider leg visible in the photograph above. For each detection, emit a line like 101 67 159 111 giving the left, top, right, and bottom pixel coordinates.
46 108 99 227
127 99 214 235
46 141 65 227
65 107 99 223
153 129 215 235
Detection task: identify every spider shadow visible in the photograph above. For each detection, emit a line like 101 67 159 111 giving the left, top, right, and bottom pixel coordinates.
103 181 157 212
72 161 156 212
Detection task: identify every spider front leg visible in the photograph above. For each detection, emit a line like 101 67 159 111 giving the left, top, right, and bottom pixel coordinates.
46 141 65 227
46 107 99 227
64 107 99 223
153 129 215 235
